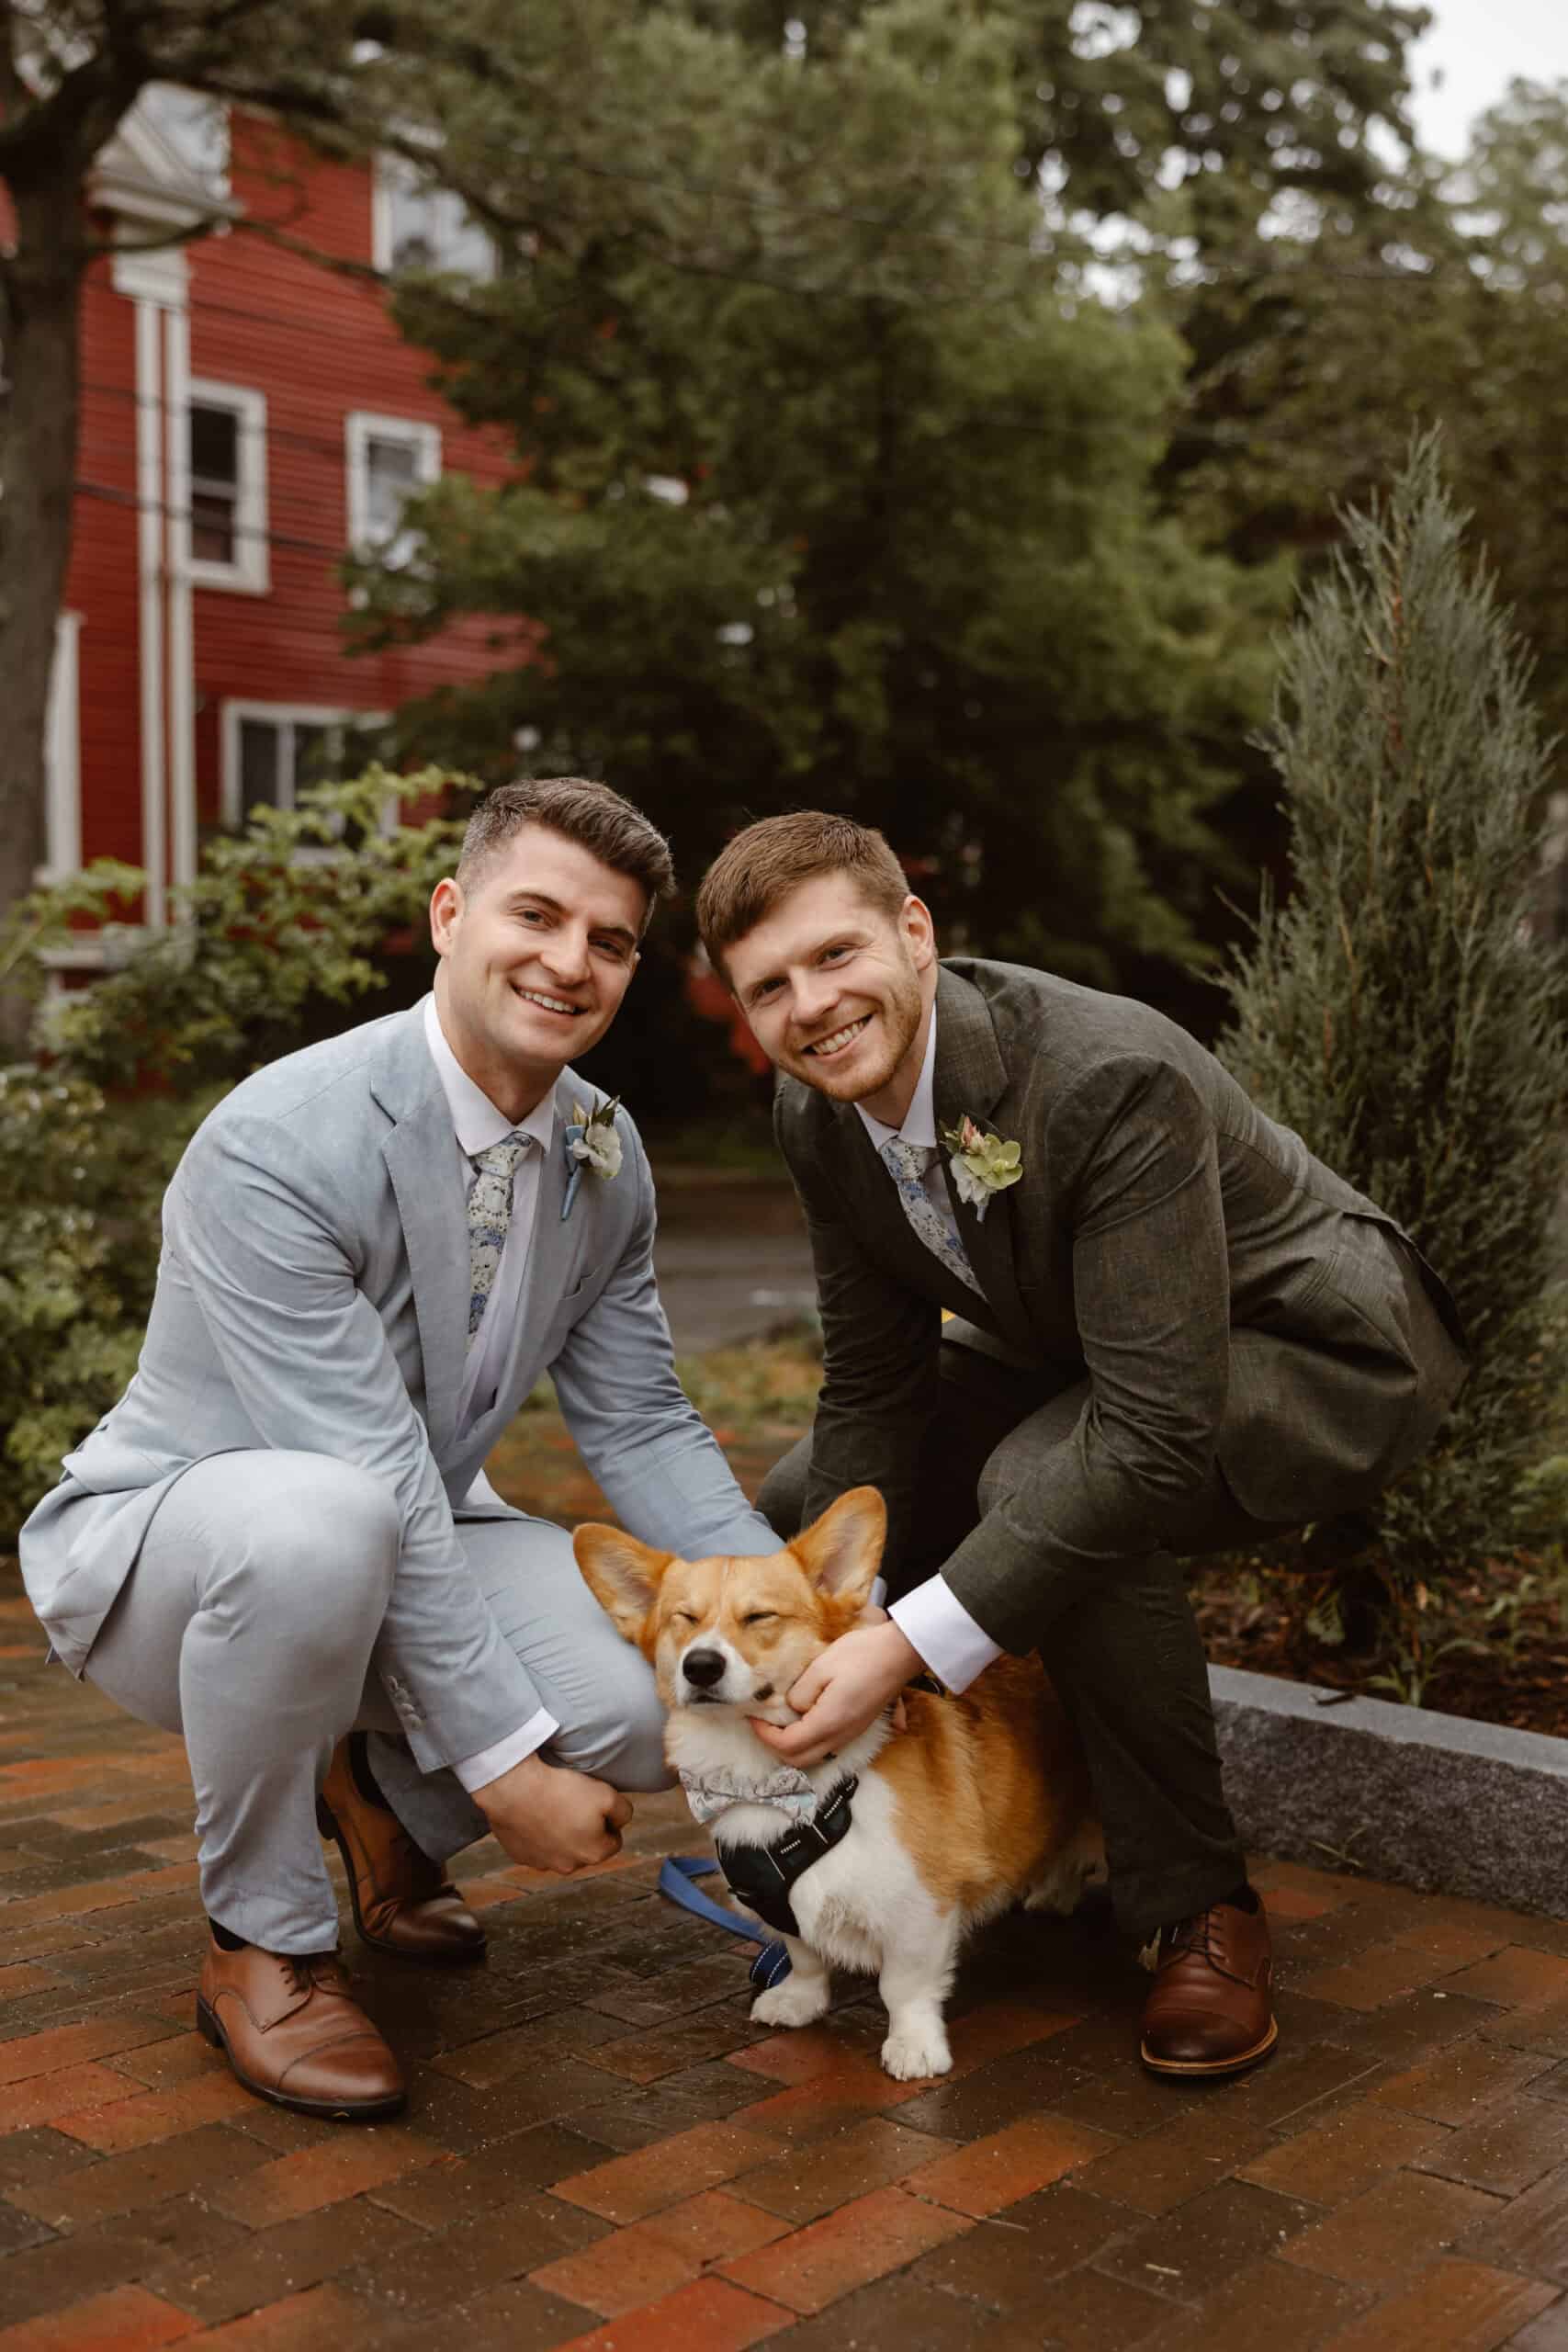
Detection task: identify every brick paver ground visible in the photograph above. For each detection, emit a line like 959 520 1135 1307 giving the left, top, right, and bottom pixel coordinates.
7 1566 1568 2350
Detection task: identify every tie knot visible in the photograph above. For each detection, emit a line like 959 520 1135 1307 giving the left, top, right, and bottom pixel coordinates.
882 1137 937 1182
474 1134 529 1179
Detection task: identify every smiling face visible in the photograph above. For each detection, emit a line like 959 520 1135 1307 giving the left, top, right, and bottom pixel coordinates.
723 873 939 1125
430 823 645 1122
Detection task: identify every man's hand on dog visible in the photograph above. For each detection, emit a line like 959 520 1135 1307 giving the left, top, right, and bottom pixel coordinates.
750 1618 924 1767
473 1751 633 1873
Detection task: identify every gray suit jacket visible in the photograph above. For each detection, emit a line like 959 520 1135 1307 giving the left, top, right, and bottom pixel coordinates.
20 1001 773 1768
779 960 1469 1652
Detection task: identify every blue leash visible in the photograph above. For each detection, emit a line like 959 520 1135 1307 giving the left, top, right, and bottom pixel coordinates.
658 1856 792 1990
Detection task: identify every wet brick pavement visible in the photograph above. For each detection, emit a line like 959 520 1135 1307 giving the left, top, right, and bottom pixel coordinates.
7 1566 1568 2348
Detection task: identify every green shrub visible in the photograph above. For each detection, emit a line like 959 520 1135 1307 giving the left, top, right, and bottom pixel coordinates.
1219 435 1568 1655
0 770 468 1542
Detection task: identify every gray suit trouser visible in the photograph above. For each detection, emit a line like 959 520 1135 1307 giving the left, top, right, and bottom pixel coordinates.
761 1340 1285 1942
84 1450 667 1953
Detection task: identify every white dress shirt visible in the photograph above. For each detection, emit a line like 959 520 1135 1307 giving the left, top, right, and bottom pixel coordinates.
854 1006 1005 1696
422 995 560 1790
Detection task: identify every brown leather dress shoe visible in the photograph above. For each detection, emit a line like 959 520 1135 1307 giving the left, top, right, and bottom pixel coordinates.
1140 1894 1278 2077
317 1736 486 1963
197 1939 405 2119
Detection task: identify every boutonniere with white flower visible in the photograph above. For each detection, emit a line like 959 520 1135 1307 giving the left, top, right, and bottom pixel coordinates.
941 1114 1022 1222
562 1095 624 1220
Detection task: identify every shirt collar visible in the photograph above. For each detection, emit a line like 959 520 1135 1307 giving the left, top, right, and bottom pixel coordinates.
855 1001 938 1153
423 994 558 1160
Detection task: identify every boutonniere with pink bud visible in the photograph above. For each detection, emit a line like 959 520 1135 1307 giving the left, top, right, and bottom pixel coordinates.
941 1114 1022 1223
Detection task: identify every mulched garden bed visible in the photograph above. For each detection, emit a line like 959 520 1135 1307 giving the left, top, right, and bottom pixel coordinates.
1190 1545 1568 1740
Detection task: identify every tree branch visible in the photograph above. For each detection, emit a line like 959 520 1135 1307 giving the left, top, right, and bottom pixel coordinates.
0 34 149 187
84 209 235 261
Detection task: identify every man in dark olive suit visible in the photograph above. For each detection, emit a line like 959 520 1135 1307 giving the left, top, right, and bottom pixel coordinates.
695 811 1467 2076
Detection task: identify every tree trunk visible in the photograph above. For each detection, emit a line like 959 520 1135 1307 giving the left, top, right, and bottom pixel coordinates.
0 181 86 1054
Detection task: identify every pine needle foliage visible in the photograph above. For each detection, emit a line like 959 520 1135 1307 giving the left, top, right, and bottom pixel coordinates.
1219 433 1568 1581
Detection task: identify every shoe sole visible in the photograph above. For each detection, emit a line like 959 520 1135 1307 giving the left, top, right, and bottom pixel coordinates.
316 1796 488 1966
1139 2017 1280 2078
197 1995 406 2120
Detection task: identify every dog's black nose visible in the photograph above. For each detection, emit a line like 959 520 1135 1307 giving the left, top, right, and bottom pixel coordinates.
682 1648 726 1690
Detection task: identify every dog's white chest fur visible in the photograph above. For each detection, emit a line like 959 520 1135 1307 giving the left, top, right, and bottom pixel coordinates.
670 1712 958 2077
765 1770 941 1976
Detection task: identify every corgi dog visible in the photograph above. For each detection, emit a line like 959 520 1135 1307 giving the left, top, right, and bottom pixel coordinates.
574 1487 1105 2082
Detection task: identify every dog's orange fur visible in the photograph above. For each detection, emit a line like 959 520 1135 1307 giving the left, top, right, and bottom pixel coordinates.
874 1663 1093 1911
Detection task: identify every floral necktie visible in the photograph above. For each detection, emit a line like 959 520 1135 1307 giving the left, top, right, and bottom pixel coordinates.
878 1138 981 1294
467 1134 531 1341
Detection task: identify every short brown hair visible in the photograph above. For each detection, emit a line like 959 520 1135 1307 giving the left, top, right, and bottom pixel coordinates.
696 811 909 979
457 777 674 933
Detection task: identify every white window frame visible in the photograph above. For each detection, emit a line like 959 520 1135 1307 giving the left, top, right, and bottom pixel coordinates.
186 379 269 594
344 410 441 566
370 150 497 280
220 700 389 834
39 611 84 885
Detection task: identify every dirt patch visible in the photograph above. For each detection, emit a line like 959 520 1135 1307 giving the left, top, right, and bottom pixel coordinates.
484 1334 818 1531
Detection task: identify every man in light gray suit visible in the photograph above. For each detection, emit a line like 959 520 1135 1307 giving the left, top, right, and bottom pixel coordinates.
697 811 1468 2080
20 777 778 2120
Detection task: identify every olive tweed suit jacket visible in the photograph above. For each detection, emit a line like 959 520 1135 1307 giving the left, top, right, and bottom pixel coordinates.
776 959 1469 1654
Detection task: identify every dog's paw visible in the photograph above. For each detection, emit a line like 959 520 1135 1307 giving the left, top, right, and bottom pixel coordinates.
880 2024 952 2081
750 1980 831 2030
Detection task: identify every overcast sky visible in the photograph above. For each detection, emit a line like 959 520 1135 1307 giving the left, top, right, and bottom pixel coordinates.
1405 0 1568 155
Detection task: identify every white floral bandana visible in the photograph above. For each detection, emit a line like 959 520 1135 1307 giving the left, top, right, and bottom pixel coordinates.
677 1763 820 1826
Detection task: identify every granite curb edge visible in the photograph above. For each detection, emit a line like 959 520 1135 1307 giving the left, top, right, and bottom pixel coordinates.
1212 1663 1568 1917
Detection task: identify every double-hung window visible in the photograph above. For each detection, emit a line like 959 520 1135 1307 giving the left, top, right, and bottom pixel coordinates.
220 702 384 830
344 412 441 570
186 381 269 594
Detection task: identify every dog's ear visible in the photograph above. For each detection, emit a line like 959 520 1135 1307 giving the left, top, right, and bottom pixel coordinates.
790 1487 886 1612
573 1524 673 1645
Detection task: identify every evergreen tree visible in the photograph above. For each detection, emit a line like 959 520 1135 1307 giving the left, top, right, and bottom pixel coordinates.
1220 435 1568 1603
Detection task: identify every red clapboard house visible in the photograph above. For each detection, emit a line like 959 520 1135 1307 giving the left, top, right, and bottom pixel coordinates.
43 88 523 953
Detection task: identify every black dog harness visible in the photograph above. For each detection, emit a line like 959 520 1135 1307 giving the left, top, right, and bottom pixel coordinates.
715 1775 858 1939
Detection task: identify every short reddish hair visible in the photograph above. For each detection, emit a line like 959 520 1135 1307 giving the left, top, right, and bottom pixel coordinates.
695 811 908 980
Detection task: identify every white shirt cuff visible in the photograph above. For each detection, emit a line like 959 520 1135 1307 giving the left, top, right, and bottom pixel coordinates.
453 1706 558 1793
889 1576 1003 1695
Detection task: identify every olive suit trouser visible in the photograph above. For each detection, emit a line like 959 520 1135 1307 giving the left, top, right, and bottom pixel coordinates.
759 1340 1279 1941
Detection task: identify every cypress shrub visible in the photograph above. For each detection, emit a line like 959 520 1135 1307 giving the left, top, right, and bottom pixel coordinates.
1219 433 1568 1634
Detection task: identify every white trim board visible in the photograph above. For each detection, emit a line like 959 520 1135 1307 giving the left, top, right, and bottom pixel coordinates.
39 612 84 886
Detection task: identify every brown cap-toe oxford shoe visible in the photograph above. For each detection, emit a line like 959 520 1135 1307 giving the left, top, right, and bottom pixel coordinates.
1140 1894 1278 2077
318 1736 486 1963
197 1939 405 2119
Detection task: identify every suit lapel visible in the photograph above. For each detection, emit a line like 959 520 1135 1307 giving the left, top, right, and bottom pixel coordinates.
371 1007 468 1461
816 969 1031 1340
831 1108 977 1308
930 968 1035 1353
